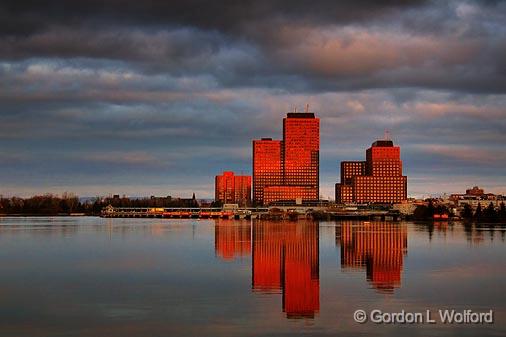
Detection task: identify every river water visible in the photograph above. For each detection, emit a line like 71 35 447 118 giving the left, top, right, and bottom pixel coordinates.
0 217 505 336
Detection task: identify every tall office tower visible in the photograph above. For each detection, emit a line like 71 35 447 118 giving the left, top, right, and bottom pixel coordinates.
253 111 320 205
335 139 407 204
215 171 252 206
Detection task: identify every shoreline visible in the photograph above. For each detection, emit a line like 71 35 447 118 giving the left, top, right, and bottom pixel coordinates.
0 213 96 217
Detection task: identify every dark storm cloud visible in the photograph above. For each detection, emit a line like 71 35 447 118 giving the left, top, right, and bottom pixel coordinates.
2 1 506 94
0 0 505 197
0 0 427 36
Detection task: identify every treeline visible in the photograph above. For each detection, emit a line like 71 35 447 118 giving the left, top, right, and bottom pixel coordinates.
0 194 200 216
413 200 450 220
413 200 506 222
0 193 85 215
461 202 506 222
104 195 199 208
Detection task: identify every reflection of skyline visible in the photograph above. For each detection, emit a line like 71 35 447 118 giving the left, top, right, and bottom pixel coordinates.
214 220 320 319
214 220 251 260
336 221 407 294
253 221 319 319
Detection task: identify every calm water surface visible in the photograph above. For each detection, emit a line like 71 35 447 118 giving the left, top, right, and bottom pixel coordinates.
0 217 505 337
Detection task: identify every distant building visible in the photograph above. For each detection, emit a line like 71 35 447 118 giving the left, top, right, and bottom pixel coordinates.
450 186 504 210
253 110 320 205
215 171 251 206
335 139 407 204
465 186 484 196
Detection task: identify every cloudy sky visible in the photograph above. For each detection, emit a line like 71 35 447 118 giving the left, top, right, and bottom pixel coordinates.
1 0 505 199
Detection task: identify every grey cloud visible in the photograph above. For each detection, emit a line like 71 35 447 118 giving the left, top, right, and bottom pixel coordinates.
0 1 427 37
0 0 505 198
1 1 505 94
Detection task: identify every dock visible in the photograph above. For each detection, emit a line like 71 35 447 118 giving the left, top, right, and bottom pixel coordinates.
101 205 268 219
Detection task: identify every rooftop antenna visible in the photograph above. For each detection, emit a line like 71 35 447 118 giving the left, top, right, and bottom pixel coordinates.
384 129 391 140
294 106 297 113
305 103 309 113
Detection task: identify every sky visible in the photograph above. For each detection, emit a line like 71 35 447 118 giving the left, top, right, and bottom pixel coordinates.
0 0 505 199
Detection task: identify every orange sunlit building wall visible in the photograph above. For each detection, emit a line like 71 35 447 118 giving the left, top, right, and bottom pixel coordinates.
337 221 407 293
335 139 407 204
215 171 252 206
252 139 283 205
253 111 320 205
252 221 319 318
214 220 251 260
283 113 319 196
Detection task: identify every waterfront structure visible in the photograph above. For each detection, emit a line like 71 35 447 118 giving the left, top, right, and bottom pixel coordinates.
335 139 407 204
215 171 251 206
253 110 320 205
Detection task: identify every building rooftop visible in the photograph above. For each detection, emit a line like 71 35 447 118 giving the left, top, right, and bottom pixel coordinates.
286 112 315 119
372 140 394 147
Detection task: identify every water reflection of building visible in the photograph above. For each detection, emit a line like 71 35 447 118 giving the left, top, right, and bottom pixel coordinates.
253 221 319 318
336 221 407 293
214 221 251 260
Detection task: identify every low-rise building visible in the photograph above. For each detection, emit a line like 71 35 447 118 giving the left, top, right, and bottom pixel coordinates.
215 171 252 206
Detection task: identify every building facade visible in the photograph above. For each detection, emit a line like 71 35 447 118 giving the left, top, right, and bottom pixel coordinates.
335 139 407 204
253 112 320 205
252 139 283 204
215 171 252 206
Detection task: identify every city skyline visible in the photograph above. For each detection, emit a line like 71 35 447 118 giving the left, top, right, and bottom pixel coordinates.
1 1 505 199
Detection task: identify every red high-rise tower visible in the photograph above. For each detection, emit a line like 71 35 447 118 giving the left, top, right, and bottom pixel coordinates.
253 111 320 205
